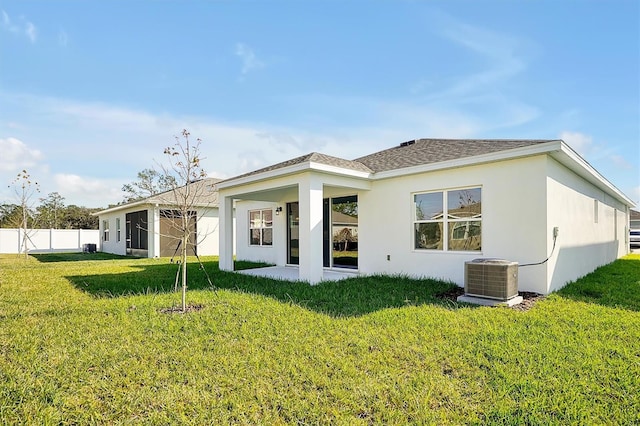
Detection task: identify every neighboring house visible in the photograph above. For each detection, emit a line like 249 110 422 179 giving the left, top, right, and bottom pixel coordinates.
217 138 634 295
630 209 640 248
96 178 233 258
630 209 640 229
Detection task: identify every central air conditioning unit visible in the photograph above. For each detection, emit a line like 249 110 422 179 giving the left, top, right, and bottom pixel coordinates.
464 258 518 301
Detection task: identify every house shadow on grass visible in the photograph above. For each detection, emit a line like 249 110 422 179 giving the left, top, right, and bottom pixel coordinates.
67 259 463 317
33 252 130 263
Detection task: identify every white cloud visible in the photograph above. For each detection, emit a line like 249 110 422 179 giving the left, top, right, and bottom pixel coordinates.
0 137 43 172
0 10 37 43
25 21 36 43
1 10 10 28
53 174 122 205
609 154 633 170
560 131 633 176
396 13 540 134
560 131 593 156
630 186 640 209
58 29 68 47
235 42 264 75
426 12 533 101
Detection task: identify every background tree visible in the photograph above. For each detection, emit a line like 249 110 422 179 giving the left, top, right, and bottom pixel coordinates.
121 168 176 203
0 203 23 228
159 129 210 312
61 205 100 229
9 170 40 257
37 192 66 228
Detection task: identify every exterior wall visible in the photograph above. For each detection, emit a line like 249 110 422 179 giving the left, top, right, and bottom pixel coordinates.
0 228 99 253
99 210 129 256
358 156 550 294
195 207 236 256
236 201 282 265
545 157 629 292
99 205 231 257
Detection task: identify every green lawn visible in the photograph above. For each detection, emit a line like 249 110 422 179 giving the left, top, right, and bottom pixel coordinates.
0 253 638 424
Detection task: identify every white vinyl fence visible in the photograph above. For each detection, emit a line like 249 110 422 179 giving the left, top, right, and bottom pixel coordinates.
0 228 100 254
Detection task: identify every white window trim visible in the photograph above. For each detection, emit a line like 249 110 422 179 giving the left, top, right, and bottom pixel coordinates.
103 219 110 242
412 187 482 252
249 209 273 247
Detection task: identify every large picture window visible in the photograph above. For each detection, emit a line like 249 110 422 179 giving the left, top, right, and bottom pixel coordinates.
249 209 273 246
414 187 481 251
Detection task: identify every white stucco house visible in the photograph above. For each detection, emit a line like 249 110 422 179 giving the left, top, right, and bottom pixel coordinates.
217 138 634 295
96 178 233 258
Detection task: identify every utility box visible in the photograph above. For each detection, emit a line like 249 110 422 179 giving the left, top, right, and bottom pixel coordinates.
465 258 518 301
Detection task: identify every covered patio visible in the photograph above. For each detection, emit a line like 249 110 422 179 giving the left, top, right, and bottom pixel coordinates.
218 153 372 284
237 266 358 282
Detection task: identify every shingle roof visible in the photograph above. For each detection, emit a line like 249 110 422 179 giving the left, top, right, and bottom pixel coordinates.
229 152 372 181
221 138 559 184
354 138 557 173
97 177 222 215
147 177 222 207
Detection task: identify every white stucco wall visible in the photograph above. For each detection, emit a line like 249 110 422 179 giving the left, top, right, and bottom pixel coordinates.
99 205 231 257
358 155 550 293
545 157 629 292
195 207 236 256
99 210 129 256
236 201 283 265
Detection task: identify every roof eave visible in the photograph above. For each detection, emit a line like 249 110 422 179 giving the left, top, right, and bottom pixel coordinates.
217 161 372 190
94 200 218 216
93 200 148 216
552 142 635 207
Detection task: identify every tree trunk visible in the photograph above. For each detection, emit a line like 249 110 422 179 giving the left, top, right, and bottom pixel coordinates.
181 235 187 312
22 206 28 259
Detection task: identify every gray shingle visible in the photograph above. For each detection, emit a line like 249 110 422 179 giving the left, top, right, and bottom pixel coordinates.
222 138 558 183
228 152 372 181
354 138 558 173
148 177 221 207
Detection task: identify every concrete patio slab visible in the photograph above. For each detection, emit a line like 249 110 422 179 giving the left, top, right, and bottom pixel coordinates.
236 266 358 283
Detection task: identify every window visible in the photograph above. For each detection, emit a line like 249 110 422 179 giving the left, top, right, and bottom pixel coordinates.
414 187 481 251
116 218 121 242
103 219 110 242
249 209 273 246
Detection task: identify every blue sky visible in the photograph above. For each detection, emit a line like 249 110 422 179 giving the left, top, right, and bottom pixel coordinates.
1 1 638 208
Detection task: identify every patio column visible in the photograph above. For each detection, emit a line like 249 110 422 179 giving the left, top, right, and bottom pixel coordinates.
151 206 160 258
219 195 234 272
298 173 324 284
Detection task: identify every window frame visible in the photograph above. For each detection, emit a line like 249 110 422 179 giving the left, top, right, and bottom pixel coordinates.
413 187 482 252
103 219 110 242
249 208 273 247
116 218 121 242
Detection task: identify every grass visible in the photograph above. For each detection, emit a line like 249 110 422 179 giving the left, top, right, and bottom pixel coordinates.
0 253 639 424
